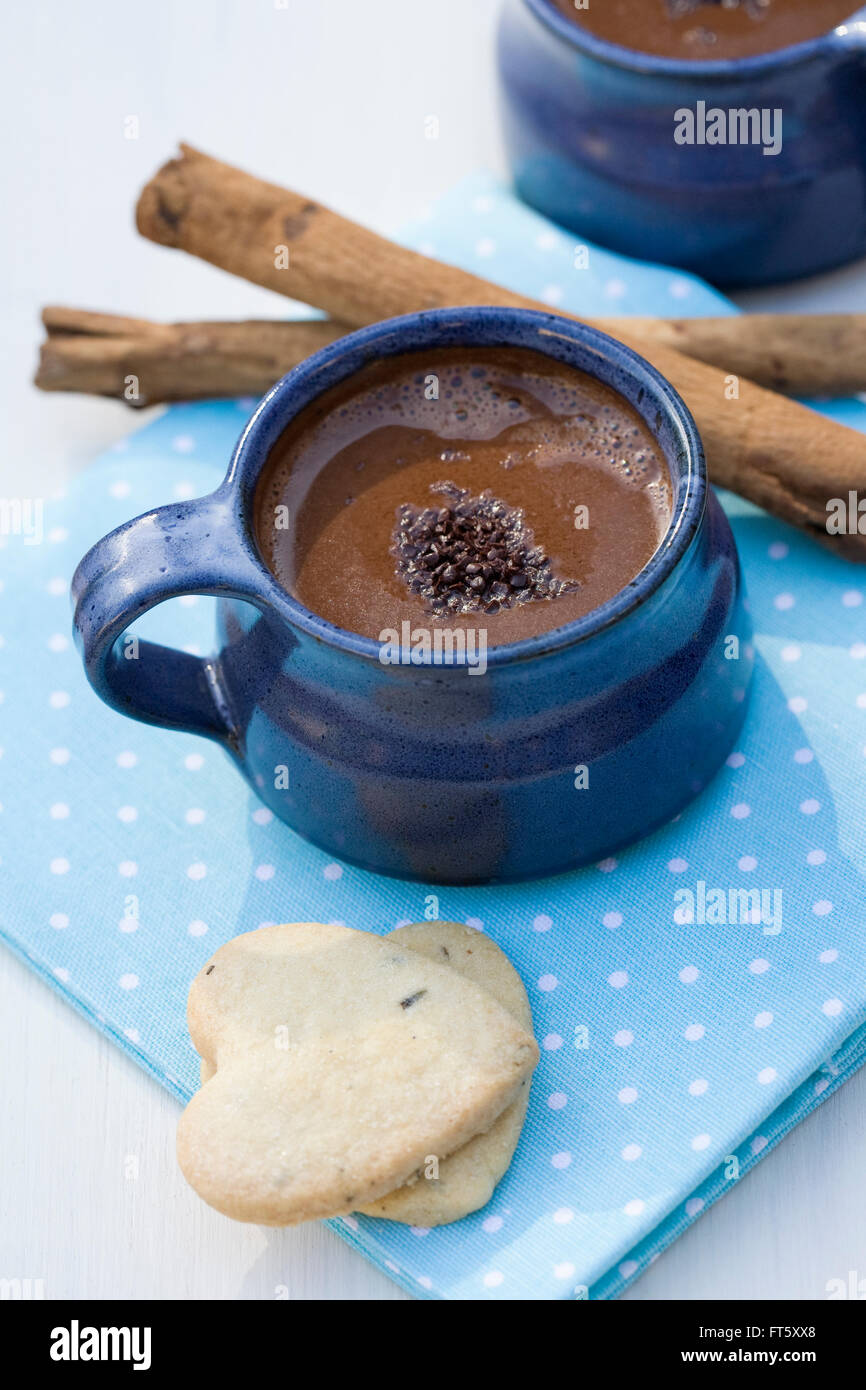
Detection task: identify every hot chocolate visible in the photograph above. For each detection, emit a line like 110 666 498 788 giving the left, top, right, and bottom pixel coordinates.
254 346 672 648
554 0 858 61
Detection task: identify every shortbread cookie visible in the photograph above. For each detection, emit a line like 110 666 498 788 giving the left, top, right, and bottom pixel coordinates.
177 922 538 1225
357 922 534 1225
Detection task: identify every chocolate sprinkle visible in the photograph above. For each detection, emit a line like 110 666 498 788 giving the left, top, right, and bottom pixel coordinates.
391 482 579 618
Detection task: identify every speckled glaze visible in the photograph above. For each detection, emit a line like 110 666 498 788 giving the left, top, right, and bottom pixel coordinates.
497 0 866 287
73 308 752 883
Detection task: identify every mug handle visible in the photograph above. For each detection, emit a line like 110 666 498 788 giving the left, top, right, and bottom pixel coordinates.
72 493 263 749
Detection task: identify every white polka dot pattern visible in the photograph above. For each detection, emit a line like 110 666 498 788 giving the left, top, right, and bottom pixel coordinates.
2 177 866 1303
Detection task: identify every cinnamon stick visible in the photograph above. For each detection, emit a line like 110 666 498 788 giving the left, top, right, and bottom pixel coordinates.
36 307 866 403
134 145 866 555
36 307 342 406
603 315 866 399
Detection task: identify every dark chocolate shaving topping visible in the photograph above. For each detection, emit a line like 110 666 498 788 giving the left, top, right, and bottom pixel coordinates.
391 481 579 618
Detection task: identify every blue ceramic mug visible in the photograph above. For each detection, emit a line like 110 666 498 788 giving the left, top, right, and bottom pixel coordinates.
72 307 752 883
497 0 866 287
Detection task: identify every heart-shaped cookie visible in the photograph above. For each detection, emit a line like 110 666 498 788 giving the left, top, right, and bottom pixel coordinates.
178 922 538 1225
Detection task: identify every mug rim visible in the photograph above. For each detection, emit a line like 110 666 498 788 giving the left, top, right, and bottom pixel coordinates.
523 0 856 76
224 306 706 668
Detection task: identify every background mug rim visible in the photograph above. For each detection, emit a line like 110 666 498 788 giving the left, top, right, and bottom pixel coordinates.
520 0 861 77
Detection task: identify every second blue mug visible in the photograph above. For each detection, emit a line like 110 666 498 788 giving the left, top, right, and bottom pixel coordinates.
497 0 866 287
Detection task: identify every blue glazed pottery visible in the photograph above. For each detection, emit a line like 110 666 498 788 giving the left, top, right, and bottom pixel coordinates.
497 0 866 287
72 308 752 883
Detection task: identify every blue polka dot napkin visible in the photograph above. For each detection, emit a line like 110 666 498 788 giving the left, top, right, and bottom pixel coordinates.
3 173 866 1300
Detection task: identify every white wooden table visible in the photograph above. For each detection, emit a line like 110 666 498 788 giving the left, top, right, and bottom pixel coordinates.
3 0 865 1300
